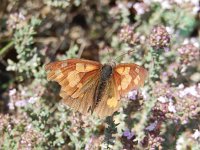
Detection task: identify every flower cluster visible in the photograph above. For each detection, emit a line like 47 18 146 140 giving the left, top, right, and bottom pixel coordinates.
132 2 150 15
176 130 200 150
152 83 200 124
149 25 170 50
145 135 164 150
0 114 10 132
177 43 199 66
7 12 26 30
19 125 43 149
8 87 40 110
118 25 139 45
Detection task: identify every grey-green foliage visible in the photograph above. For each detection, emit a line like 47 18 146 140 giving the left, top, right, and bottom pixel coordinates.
43 0 70 8
162 7 196 37
43 0 81 8
136 3 197 37
7 17 41 79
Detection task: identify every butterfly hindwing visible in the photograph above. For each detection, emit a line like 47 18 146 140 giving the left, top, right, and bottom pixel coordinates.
113 63 148 96
94 63 147 118
61 73 100 115
94 77 120 118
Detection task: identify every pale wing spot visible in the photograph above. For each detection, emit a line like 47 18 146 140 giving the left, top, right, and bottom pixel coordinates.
67 70 80 87
76 63 85 72
76 63 98 72
54 70 64 80
85 64 98 72
47 70 63 80
107 97 118 108
66 89 76 95
59 90 68 98
134 78 139 85
71 83 83 98
63 86 71 92
79 94 84 98
55 73 64 80
69 77 81 87
123 67 130 75
116 67 130 75
55 69 62 75
77 83 83 88
116 67 124 74
67 70 78 80
47 72 55 80
133 75 141 85
61 62 68 67
63 85 78 95
136 75 141 80
117 85 121 91
135 68 140 73
121 74 132 90
71 91 80 98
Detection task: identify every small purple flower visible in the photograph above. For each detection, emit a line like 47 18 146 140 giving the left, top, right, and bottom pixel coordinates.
146 121 158 131
28 97 38 104
179 85 199 98
15 100 27 107
128 90 138 100
163 47 170 52
8 102 15 110
168 101 176 113
192 129 200 140
9 89 16 96
157 96 168 103
85 135 94 150
133 2 149 15
123 129 135 140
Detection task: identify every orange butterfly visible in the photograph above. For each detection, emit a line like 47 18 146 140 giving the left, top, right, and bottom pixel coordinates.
45 59 148 118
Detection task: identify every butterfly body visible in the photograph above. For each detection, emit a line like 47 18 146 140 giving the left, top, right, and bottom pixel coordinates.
45 58 147 118
93 64 113 112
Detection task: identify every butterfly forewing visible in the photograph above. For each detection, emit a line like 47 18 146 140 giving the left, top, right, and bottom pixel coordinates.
45 58 101 84
114 63 148 96
45 59 102 114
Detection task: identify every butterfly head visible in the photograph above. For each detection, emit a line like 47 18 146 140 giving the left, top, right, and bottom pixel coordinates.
106 60 116 68
101 64 113 79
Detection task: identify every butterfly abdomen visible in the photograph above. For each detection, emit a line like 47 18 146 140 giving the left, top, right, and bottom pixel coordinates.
92 65 113 110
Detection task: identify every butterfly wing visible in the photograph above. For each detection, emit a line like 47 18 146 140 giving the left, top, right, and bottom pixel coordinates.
45 59 102 114
93 77 120 118
60 73 100 115
93 63 147 118
113 63 148 96
45 58 100 81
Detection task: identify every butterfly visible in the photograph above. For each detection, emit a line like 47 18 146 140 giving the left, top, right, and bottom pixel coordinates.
45 58 148 118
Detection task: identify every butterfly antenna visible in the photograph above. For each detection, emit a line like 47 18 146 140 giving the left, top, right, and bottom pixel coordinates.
114 49 136 61
77 43 86 58
107 47 113 62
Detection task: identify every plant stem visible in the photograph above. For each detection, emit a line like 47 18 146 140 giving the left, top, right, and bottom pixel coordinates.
0 41 14 57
